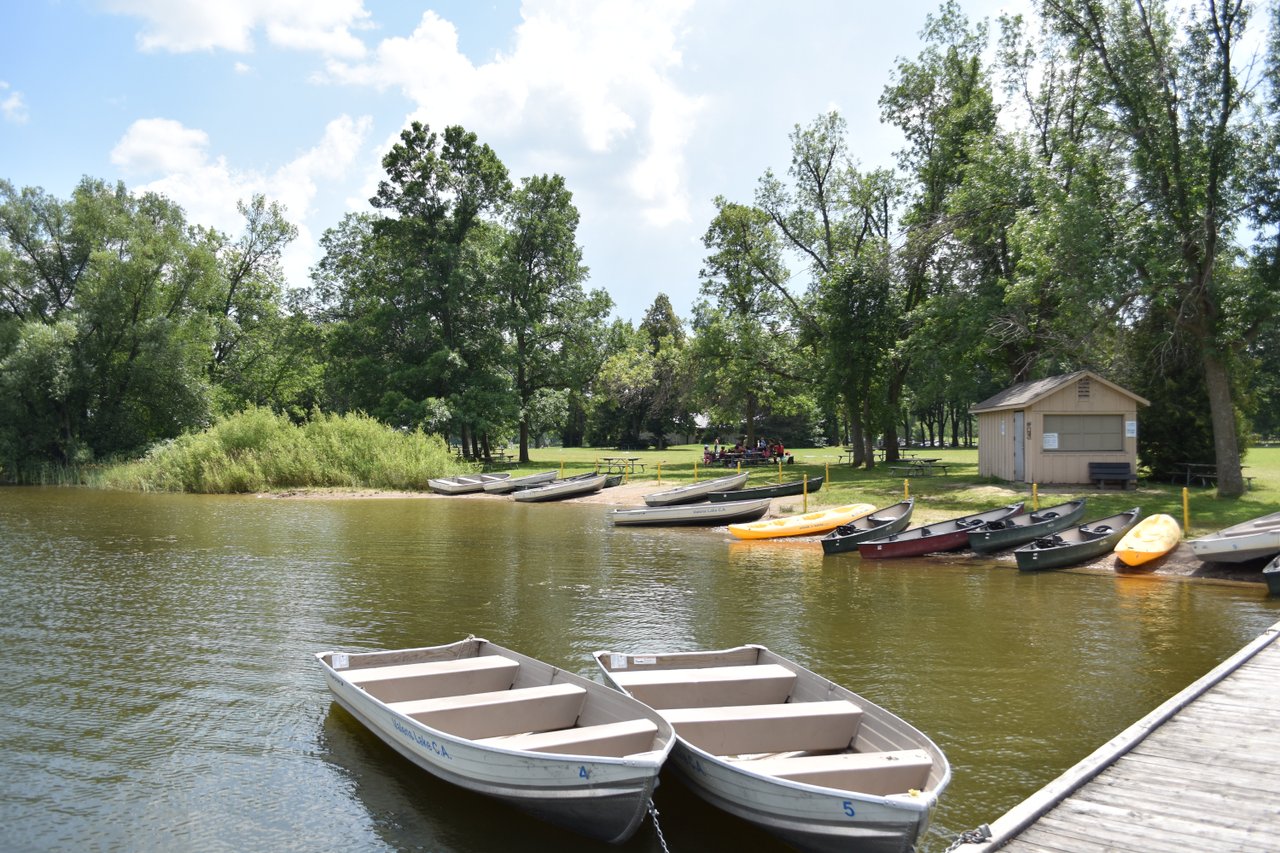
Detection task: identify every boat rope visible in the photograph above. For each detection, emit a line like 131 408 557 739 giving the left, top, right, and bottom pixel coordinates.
647 798 671 853
944 824 992 852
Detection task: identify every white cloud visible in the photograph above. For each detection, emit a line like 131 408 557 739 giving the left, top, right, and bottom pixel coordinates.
109 114 373 285
1 81 29 124
324 0 703 226
104 0 371 57
233 61 252 74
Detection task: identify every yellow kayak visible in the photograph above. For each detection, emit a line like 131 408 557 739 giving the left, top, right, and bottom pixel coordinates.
1114 513 1182 566
728 503 877 540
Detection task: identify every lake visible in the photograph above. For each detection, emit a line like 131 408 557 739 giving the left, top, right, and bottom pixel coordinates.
1 487 1275 851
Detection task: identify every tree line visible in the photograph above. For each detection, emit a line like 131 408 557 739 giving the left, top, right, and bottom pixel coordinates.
2 0 1279 497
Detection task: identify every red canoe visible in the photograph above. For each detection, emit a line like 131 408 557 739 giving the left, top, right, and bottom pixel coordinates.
856 502 1025 559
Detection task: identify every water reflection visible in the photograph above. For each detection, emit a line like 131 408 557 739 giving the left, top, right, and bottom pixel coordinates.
0 487 1275 852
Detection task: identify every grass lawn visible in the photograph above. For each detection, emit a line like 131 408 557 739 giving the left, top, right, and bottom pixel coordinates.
516 444 1280 537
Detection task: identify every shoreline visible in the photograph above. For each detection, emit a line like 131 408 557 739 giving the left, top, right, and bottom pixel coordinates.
261 481 1270 588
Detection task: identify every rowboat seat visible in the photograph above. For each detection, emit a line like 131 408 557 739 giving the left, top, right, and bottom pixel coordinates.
390 683 587 739
477 718 660 758
733 749 932 796
660 700 862 756
609 664 796 709
342 655 520 703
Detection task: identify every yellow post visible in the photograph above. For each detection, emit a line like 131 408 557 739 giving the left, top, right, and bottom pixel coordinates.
657 461 662 485
1032 483 1039 511
1183 487 1190 534
803 474 809 512
737 460 742 473
594 459 600 475
904 478 910 498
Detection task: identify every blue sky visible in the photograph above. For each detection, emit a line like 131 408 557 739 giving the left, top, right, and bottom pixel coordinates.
1 0 1024 323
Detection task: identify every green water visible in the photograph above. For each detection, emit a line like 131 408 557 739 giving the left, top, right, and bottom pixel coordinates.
0 487 1275 852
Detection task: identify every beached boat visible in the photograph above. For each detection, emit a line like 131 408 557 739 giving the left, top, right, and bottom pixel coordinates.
482 470 558 494
643 472 749 507
1114 513 1181 567
1188 510 1280 563
966 500 1088 554
706 475 824 503
821 500 916 556
603 473 624 488
512 473 607 502
610 497 772 527
727 503 876 540
316 638 675 844
1014 508 1141 571
428 472 512 495
593 645 950 853
1264 556 1280 596
857 503 1024 559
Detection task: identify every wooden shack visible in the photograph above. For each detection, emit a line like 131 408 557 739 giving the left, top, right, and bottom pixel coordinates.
971 371 1148 485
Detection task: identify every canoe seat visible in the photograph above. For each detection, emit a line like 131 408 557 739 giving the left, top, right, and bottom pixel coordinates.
660 700 862 756
390 683 587 739
733 749 932 796
609 664 796 709
476 718 660 758
867 515 895 524
342 655 519 703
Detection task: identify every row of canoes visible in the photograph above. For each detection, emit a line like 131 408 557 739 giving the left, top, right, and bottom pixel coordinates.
428 470 624 501
317 637 949 851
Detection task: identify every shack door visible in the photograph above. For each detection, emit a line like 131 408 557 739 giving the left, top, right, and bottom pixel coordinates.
1014 411 1025 482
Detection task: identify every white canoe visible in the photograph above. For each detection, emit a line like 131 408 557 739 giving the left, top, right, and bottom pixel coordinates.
482 470 557 494
594 645 950 853
427 472 511 495
610 497 773 527
643 472 749 507
512 473 607 502
1188 510 1280 563
316 638 675 844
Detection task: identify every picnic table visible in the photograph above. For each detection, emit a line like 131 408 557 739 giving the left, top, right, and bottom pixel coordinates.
598 456 644 474
887 457 949 476
1175 462 1252 489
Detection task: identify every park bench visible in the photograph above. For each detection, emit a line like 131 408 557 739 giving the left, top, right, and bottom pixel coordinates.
1089 461 1137 489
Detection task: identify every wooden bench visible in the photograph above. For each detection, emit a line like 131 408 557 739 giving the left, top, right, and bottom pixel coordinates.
389 683 587 739
608 664 796 710
477 718 659 758
660 700 862 756
1089 461 1137 489
342 655 519 703
732 748 932 796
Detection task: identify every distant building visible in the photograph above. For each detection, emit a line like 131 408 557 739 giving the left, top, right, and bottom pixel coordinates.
971 371 1149 485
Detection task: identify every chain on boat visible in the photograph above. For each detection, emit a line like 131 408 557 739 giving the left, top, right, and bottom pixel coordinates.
647 798 671 853
944 823 992 852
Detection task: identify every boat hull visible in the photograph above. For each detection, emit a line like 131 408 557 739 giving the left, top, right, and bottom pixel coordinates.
728 503 876 540
1015 509 1141 571
1265 557 1280 596
821 501 915 555
317 640 673 845
594 646 948 853
1115 513 1181 566
482 470 557 494
966 500 1088 554
610 497 772 526
858 503 1024 559
428 473 511 495
707 476 824 503
643 472 749 506
1188 511 1280 563
512 474 607 502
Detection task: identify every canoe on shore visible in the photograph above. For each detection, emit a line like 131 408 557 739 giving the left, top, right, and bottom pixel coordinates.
1014 508 1141 571
428 472 512 495
643 472 748 507
594 645 950 853
728 503 876 540
316 638 675 844
821 499 916 556
482 470 558 494
858 503 1025 559
966 500 1088 554
610 497 772 527
707 476 824 503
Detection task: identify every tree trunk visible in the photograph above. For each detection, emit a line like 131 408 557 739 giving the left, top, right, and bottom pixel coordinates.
1203 349 1244 497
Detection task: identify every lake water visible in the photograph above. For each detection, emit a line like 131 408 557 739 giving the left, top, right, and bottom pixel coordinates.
1 487 1275 852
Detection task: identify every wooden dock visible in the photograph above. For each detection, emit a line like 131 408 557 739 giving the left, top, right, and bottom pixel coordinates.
952 619 1280 852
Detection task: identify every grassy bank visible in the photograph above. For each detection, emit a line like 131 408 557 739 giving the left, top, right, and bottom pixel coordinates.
94 408 472 493
524 444 1280 537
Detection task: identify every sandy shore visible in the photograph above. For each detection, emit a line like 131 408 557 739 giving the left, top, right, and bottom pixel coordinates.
262 480 1269 588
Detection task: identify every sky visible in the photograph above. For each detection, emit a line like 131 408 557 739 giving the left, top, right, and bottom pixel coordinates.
1 0 1027 323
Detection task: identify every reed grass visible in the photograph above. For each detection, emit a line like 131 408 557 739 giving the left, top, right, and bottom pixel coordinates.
94 408 472 493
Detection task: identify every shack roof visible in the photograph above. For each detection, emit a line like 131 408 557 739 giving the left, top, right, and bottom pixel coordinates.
970 370 1150 414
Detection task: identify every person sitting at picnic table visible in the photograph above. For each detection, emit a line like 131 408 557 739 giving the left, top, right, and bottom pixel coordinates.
703 445 713 464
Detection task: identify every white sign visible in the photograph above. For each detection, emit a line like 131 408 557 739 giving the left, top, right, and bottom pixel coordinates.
1043 433 1059 449
1000 419 1006 436
332 653 349 670
1126 420 1137 437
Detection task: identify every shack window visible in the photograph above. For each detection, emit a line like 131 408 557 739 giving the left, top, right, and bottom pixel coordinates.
1042 414 1123 451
